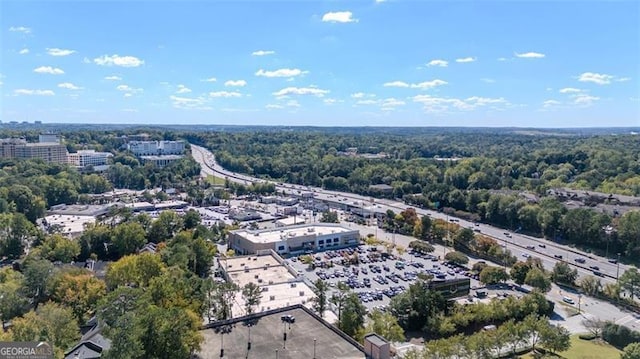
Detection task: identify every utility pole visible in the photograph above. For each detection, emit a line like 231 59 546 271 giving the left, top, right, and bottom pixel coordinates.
616 253 621 281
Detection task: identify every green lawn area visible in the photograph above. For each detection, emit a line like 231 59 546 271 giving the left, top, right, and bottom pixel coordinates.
206 175 227 186
521 335 621 359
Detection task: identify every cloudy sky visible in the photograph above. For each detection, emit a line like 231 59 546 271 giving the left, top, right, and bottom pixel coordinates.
1 1 639 127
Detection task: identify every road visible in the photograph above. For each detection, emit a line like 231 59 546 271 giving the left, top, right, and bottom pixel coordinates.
190 144 632 284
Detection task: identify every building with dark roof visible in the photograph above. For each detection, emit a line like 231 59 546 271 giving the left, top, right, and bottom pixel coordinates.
64 322 110 359
195 305 367 359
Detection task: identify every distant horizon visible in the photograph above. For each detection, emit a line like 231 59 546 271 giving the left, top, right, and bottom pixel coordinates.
2 121 639 131
2 1 639 126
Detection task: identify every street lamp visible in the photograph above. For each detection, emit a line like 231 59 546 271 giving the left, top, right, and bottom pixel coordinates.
313 338 317 359
578 294 582 314
603 225 614 259
616 253 621 281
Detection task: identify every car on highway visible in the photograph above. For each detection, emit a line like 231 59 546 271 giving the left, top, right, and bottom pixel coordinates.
574 258 586 263
554 254 563 259
589 265 600 271
538 244 546 248
608 258 618 264
526 245 535 250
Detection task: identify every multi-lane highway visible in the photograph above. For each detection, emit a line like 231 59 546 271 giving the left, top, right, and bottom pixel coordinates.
191 144 632 283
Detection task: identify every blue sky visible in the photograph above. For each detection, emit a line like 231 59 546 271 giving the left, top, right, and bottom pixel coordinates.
1 1 639 127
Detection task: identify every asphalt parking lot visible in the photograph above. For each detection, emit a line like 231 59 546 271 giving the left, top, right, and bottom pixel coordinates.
286 244 488 312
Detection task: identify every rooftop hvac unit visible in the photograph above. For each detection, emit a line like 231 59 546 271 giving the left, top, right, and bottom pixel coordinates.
254 274 259 279
289 232 296 237
307 227 315 233
269 280 274 285
270 296 275 301
299 291 304 296
257 279 263 283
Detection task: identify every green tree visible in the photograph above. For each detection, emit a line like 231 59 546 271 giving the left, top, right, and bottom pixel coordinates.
147 211 183 243
0 213 37 259
361 309 405 343
11 302 80 358
330 282 351 322
580 275 602 296
551 261 578 285
312 279 329 317
39 234 80 263
339 292 366 338
621 342 640 359
479 266 509 285
182 209 202 230
49 269 107 323
241 282 262 315
454 228 475 249
525 268 551 292
510 261 531 285
540 324 571 354
6 185 46 222
105 253 166 290
619 268 640 300
0 268 28 328
320 211 339 223
111 221 147 258
619 211 640 257
444 251 469 265
21 258 55 306
210 281 239 320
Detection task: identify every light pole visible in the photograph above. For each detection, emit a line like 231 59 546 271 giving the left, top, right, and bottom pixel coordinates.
578 294 582 314
313 338 317 359
616 253 621 281
603 225 613 259
275 349 278 359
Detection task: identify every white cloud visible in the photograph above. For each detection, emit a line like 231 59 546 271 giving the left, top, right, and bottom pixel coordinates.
47 48 76 56
456 57 476 63
411 79 448 89
384 79 447 89
252 50 275 56
104 76 122 81
322 11 358 23
384 81 410 88
255 68 307 78
497 57 509 62
381 98 405 107
481 78 496 83
413 94 508 112
14 89 54 96
58 82 83 90
209 91 242 98
427 59 448 67
225 80 247 87
572 94 599 106
9 26 31 34
19 48 29 55
515 52 545 58
201 77 217 82
323 98 340 105
577 72 614 85
122 108 139 113
33 66 64 75
351 92 375 98
175 85 192 94
375 0 386 2
285 100 301 108
266 104 284 109
543 100 562 108
170 95 212 110
272 86 329 97
616 77 631 82
356 100 378 105
559 87 582 94
94 54 144 67
116 84 143 95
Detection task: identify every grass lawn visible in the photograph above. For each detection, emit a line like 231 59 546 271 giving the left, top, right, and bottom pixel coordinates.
521 335 621 359
206 175 227 186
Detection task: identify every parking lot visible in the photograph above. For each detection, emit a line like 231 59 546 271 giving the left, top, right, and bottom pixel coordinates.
286 244 486 312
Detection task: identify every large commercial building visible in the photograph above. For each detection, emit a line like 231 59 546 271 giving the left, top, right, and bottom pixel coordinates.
1 135 68 164
218 251 316 316
228 223 360 256
127 140 185 156
68 150 113 167
139 154 183 167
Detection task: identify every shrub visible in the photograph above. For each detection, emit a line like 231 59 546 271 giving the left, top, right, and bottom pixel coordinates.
578 333 597 340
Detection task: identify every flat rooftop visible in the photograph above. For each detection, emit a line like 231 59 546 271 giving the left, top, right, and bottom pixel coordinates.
44 214 95 235
233 223 357 244
196 306 365 359
48 204 112 217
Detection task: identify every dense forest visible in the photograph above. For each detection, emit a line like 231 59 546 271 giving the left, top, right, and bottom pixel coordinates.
185 130 640 258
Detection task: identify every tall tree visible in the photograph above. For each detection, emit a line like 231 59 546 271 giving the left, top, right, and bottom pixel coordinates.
338 292 366 338
312 279 328 317
619 268 640 300
361 309 405 343
241 282 262 315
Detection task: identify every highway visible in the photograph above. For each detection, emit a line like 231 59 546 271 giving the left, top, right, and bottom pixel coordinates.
191 144 632 284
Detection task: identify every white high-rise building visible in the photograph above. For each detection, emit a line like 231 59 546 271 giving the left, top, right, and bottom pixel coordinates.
67 150 113 167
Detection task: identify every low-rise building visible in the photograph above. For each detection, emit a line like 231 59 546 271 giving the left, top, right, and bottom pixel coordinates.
128 140 185 156
228 223 359 256
68 150 113 167
139 154 183 167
